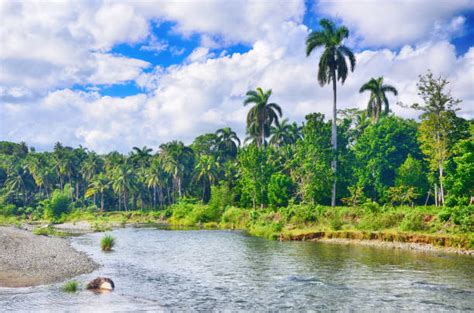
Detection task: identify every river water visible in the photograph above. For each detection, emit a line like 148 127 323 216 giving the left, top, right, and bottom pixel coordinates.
1 228 473 312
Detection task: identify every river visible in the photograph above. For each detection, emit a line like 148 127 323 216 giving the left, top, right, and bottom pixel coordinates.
1 228 473 311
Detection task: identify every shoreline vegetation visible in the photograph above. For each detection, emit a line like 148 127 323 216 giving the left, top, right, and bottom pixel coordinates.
2 202 472 255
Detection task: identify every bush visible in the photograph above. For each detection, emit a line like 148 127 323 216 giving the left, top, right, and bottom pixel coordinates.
281 204 317 225
0 204 17 216
357 212 404 230
221 207 250 229
208 184 232 212
362 200 380 213
400 212 426 232
43 186 72 221
63 281 78 292
101 234 115 251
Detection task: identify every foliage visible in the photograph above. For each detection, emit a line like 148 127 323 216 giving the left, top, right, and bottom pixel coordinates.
43 185 73 221
101 234 115 251
63 281 79 293
268 173 293 207
359 76 398 122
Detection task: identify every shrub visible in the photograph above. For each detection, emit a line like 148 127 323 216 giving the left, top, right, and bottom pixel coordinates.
357 212 404 231
63 281 78 293
221 207 250 229
400 212 426 232
281 204 317 225
101 234 115 251
208 184 232 211
43 186 72 221
0 204 17 216
362 200 380 213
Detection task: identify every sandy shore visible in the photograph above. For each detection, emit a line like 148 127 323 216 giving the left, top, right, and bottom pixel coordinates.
0 227 98 288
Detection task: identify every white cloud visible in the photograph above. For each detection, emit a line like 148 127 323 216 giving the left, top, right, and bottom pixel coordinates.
0 0 472 152
317 0 474 47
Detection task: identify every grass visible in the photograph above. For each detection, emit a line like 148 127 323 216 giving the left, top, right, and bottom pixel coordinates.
32 226 73 237
63 281 78 292
101 234 115 251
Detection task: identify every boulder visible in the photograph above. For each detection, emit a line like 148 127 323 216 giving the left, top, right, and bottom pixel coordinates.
86 277 114 291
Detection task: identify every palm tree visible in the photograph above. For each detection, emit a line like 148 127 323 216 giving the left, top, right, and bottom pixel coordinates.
215 127 241 160
243 87 282 148
269 119 301 147
85 173 110 211
159 141 194 199
359 76 398 123
306 18 356 207
194 155 220 202
130 146 153 167
110 165 135 211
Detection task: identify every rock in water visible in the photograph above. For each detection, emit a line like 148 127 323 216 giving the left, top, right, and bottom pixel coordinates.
86 277 115 291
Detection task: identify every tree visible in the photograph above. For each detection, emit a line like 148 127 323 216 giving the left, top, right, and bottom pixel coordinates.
268 172 293 207
306 18 356 207
110 164 136 211
359 76 398 123
395 154 428 203
269 119 301 147
445 123 474 205
353 116 420 203
85 173 110 211
159 141 194 199
194 155 220 202
243 87 282 148
411 72 464 206
215 127 241 160
290 113 333 204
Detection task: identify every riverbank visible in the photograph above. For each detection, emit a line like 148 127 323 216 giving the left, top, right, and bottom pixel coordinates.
0 227 98 287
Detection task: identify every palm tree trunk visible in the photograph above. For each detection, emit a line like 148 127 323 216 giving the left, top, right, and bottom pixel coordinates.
331 71 338 208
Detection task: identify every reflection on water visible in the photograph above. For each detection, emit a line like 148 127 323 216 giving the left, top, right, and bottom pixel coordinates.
1 228 473 311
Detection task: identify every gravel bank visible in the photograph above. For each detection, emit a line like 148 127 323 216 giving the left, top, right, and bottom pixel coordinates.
0 227 98 287
314 238 474 255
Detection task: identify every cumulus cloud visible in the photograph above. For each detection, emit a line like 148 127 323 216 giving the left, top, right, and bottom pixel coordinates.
0 0 472 152
316 0 474 47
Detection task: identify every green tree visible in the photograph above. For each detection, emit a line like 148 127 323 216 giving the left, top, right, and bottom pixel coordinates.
359 76 398 123
243 87 282 148
215 127 241 160
411 72 465 206
268 172 293 207
194 155 220 202
85 173 110 211
159 141 194 199
395 154 428 203
306 18 356 207
353 116 420 203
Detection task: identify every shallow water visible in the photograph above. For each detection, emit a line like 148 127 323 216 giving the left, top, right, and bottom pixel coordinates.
1 228 473 312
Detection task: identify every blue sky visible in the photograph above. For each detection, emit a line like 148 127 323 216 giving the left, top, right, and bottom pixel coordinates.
1 0 473 152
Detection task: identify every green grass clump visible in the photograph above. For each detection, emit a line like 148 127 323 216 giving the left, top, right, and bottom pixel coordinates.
32 226 71 237
101 234 115 251
63 281 78 292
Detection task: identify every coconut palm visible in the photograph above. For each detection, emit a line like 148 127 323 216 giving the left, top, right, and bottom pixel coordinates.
159 141 194 199
194 155 220 202
359 76 398 122
110 165 136 211
85 173 110 211
269 119 301 147
243 87 282 148
215 127 241 160
306 18 356 207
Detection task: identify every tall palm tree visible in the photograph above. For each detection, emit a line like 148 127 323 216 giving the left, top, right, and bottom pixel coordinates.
85 173 110 211
159 141 194 199
130 146 153 167
145 159 167 208
110 165 135 211
243 87 282 148
359 76 398 123
306 18 356 207
194 155 220 202
215 127 241 160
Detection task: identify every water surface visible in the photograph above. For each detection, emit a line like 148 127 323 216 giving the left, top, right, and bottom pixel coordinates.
1 228 473 311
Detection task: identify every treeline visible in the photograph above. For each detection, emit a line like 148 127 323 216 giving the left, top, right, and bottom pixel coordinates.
0 72 472 219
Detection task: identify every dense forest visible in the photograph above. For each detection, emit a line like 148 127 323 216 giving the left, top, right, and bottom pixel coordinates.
0 19 472 222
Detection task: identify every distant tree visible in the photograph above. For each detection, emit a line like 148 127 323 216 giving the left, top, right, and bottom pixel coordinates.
215 127 240 160
359 76 398 122
243 87 282 148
